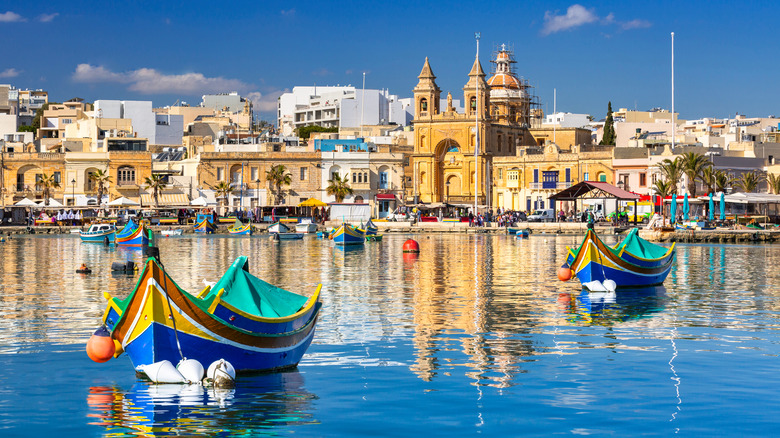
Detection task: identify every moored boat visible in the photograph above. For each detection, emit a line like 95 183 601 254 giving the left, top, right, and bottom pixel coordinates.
295 219 318 234
99 256 322 372
227 219 252 235
159 229 183 237
268 222 290 234
330 223 365 245
565 228 675 287
79 223 117 243
357 219 378 236
116 219 150 247
193 217 216 234
273 232 304 240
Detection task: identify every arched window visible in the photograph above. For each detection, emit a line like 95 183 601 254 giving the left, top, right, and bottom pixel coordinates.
117 166 135 186
354 196 364 203
497 134 502 152
420 98 428 112
447 145 459 153
470 97 477 111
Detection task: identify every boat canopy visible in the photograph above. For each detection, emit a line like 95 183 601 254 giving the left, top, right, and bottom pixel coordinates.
614 228 670 259
210 256 309 318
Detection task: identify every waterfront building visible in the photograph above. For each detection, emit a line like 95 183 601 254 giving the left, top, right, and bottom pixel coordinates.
409 46 541 206
493 143 613 212
37 98 92 151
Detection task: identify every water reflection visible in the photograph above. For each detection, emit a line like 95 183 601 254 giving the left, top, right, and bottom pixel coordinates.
559 286 668 326
87 370 318 437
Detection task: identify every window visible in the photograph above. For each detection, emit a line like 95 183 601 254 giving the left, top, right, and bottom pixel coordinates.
62 119 72 124
217 168 224 181
117 167 135 185
565 168 571 182
300 167 306 181
639 173 647 186
53 172 61 184
533 169 539 183
352 173 357 183
420 98 428 112
583 172 589 181
598 173 607 183
379 171 388 189
507 170 519 181
470 97 476 111
251 167 258 181
498 168 503 180
542 171 558 189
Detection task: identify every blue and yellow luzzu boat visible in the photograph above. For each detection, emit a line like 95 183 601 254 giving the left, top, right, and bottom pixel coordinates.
330 223 365 245
565 229 675 287
116 219 149 247
357 219 378 236
100 256 322 372
228 219 252 235
79 223 117 243
611 228 676 268
194 217 216 234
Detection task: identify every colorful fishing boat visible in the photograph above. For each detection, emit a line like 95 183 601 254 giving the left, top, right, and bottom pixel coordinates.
116 219 149 247
99 256 322 372
268 222 290 234
79 223 117 243
330 223 365 245
295 219 318 234
193 217 216 234
227 219 252 235
357 219 378 236
565 229 675 287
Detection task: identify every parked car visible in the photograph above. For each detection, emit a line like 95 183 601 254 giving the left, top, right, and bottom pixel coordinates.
386 209 411 221
527 209 555 222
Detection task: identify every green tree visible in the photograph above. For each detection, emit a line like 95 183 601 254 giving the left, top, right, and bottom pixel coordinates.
767 173 780 194
144 174 168 208
38 173 60 206
656 157 684 194
599 101 615 145
700 166 718 195
680 152 711 198
89 169 111 206
212 181 234 211
651 179 673 222
714 170 734 193
17 125 35 132
297 125 338 140
326 173 353 202
734 171 764 193
265 164 292 205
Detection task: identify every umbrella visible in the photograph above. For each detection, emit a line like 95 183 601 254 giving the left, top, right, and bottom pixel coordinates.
719 192 726 220
14 198 38 207
190 196 211 206
107 196 140 206
683 193 689 221
670 194 677 224
708 193 715 221
298 198 328 207
39 199 64 207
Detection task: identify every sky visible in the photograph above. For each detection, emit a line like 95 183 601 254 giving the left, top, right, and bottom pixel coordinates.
2 1 779 123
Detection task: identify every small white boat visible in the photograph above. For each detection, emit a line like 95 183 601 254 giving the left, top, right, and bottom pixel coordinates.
272 232 304 240
295 220 317 234
267 222 290 234
160 229 183 237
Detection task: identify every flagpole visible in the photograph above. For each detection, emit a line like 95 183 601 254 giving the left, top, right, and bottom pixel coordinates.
474 32 480 215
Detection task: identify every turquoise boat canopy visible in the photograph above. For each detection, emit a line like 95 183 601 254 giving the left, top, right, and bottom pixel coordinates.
210 256 309 318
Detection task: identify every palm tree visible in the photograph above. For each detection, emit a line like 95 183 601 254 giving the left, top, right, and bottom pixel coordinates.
700 166 718 195
89 169 111 206
651 179 673 222
38 173 60 206
144 174 168 208
265 164 292 205
656 158 684 194
680 152 711 198
714 170 734 193
212 181 234 213
327 173 353 202
734 171 765 193
767 173 780 194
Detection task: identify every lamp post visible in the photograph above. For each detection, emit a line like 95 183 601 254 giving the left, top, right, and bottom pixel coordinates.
445 181 450 205
255 178 261 209
71 178 76 207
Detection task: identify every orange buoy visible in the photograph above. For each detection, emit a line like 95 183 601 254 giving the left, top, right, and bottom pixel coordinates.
402 239 420 253
87 325 116 363
557 263 572 282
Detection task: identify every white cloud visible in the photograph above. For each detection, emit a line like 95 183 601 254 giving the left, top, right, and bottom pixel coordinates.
621 19 652 30
72 64 253 94
0 11 25 22
541 4 651 36
541 5 597 35
312 68 332 76
246 89 287 112
38 13 58 23
0 68 21 78
281 8 295 16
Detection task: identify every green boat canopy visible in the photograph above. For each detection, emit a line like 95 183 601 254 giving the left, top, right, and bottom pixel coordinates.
613 228 670 259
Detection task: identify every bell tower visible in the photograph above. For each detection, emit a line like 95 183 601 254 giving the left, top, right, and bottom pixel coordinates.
413 57 441 120
463 55 489 120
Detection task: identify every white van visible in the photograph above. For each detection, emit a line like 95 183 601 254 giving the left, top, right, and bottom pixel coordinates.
527 209 555 222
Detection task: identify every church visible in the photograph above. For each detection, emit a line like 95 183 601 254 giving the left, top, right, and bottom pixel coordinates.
409 45 539 206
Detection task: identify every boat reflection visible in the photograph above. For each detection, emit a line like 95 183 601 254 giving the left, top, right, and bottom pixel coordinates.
558 285 668 326
87 370 318 436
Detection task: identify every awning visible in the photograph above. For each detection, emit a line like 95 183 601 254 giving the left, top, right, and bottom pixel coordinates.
298 198 328 207
549 181 640 201
375 194 397 200
140 193 190 206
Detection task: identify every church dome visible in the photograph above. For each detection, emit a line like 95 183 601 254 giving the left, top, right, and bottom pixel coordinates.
488 73 521 89
487 45 521 90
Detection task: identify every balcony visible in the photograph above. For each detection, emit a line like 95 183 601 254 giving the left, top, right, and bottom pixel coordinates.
351 182 371 191
529 181 572 190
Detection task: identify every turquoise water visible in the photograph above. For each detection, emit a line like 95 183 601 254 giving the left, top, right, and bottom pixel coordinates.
0 233 779 436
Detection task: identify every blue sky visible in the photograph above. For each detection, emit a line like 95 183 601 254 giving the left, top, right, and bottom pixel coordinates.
1 1 778 123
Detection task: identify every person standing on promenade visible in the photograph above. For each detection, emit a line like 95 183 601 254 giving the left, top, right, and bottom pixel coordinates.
468 211 474 227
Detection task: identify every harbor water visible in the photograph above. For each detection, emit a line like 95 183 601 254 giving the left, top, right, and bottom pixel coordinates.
0 233 779 436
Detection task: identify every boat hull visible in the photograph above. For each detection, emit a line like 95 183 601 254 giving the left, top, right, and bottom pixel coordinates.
268 223 290 234
193 219 216 234
80 230 116 243
116 222 149 247
295 223 317 233
331 224 365 245
228 224 252 235
567 229 675 287
274 232 304 240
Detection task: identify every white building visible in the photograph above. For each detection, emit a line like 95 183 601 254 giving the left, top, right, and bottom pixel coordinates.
277 86 413 133
202 92 248 113
542 112 591 128
94 100 183 145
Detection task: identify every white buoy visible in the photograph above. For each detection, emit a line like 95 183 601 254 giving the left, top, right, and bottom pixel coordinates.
207 359 236 388
177 358 205 384
139 360 186 384
603 279 617 292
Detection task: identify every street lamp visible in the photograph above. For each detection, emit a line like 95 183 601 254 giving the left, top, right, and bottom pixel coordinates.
255 178 261 209
445 180 450 204
71 179 76 207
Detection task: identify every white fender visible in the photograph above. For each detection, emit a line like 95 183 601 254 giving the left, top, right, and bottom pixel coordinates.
139 360 186 384
207 359 236 388
177 358 205 384
603 279 617 293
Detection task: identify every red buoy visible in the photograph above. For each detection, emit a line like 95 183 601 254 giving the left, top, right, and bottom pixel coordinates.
557 263 573 282
87 325 116 363
402 239 420 253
